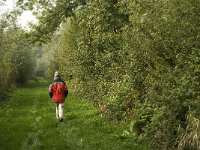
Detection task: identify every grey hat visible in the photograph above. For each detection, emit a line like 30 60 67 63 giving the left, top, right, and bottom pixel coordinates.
54 71 60 79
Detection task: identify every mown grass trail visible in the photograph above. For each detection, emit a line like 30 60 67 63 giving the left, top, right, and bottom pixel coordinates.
0 80 148 150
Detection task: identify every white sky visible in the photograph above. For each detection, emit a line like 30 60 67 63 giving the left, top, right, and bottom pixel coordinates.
18 11 37 29
0 0 37 30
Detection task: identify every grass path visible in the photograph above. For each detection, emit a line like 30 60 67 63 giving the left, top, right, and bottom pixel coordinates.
0 80 147 150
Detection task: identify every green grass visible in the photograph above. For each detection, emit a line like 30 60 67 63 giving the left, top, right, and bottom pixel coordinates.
0 79 148 150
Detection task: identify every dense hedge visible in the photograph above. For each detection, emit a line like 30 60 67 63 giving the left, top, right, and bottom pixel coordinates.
0 14 35 99
45 0 200 149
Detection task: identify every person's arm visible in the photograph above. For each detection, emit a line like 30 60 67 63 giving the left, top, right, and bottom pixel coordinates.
64 84 68 98
49 84 53 98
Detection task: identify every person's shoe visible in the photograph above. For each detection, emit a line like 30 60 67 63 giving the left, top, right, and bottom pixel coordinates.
59 118 64 122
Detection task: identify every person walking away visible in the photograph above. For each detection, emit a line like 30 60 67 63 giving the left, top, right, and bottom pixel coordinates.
49 71 68 122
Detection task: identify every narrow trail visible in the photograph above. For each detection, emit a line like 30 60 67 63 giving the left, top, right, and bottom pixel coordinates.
0 80 146 150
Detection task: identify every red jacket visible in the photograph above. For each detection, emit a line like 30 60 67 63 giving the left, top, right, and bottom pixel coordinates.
49 77 68 103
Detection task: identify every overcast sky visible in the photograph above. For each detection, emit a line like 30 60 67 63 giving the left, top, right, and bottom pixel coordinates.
0 0 37 30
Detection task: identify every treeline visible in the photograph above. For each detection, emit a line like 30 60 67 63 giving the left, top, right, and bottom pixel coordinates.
19 0 200 149
0 12 35 99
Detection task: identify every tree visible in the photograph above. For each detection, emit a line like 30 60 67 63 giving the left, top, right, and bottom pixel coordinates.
0 10 35 99
17 0 86 42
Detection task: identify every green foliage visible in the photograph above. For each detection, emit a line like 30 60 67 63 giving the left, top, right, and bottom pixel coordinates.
17 0 86 42
0 12 35 99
